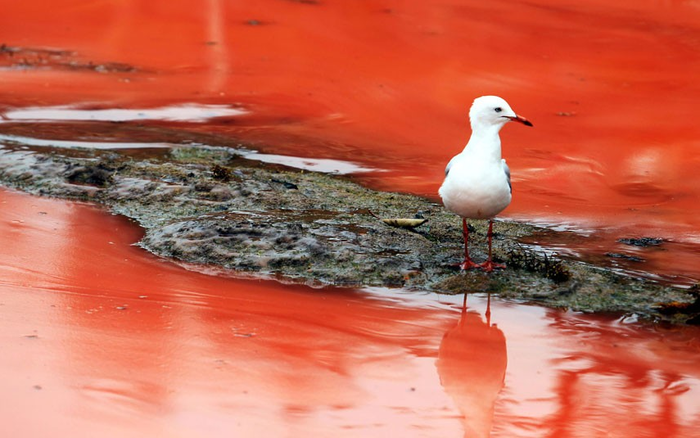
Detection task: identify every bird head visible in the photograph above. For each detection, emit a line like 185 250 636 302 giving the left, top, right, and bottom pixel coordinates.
469 96 533 131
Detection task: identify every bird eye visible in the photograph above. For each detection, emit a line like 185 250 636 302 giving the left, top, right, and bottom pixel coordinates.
494 107 503 113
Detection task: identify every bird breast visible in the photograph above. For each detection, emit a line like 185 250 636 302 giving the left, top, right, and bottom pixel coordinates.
439 156 512 219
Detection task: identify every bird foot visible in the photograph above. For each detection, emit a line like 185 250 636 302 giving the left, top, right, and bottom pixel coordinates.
478 260 506 273
458 259 481 270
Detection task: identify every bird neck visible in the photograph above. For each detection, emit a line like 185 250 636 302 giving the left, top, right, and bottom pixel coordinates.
463 123 503 161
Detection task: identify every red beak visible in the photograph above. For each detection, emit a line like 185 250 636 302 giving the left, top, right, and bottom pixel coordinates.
508 115 533 127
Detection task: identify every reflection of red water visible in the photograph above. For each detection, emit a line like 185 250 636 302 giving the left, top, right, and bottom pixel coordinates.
0 188 459 437
2 188 700 437
2 0 699 281
534 309 700 438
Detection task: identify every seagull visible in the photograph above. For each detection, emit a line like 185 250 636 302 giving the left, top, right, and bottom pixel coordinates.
439 96 532 272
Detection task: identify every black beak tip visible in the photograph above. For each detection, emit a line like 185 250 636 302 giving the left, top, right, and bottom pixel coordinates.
524 120 533 127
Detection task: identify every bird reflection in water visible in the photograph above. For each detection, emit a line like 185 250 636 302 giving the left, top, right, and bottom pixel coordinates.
437 294 508 437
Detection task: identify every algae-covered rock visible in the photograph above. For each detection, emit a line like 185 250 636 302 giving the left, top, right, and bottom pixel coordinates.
0 139 697 324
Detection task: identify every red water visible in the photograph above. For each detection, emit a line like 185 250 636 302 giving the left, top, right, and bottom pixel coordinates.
2 0 700 283
2 187 700 437
3 2 700 436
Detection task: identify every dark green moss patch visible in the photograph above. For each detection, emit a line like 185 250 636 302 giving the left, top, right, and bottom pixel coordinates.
507 247 571 283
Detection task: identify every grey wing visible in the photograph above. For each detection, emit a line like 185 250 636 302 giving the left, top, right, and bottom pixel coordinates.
502 159 511 193
444 156 457 178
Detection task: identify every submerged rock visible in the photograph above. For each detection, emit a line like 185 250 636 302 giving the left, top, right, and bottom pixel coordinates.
0 140 697 324
618 237 664 247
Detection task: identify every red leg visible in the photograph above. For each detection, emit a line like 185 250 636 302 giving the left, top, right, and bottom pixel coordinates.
459 218 480 270
485 292 491 325
479 220 506 272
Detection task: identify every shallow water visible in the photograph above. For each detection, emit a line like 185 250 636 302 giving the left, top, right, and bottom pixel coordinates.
2 2 700 436
2 0 700 283
2 187 700 437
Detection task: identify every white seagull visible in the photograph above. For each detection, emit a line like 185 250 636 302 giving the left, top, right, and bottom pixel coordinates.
439 96 532 272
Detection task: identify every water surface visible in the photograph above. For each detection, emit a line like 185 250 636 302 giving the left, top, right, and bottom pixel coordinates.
2 0 699 283
2 2 700 436
2 188 700 437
